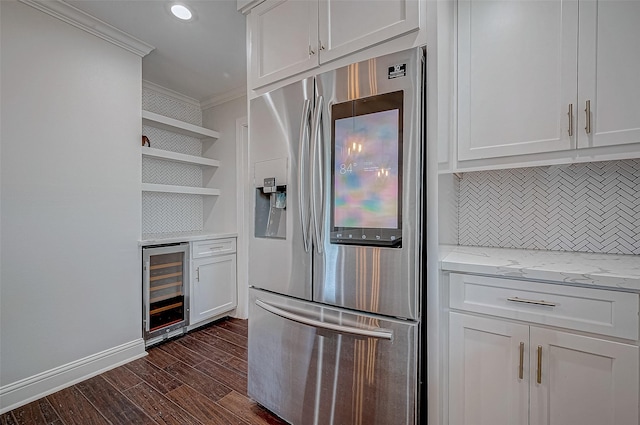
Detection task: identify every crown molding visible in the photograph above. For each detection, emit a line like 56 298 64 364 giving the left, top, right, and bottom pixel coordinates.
201 86 247 110
19 0 154 57
142 80 202 109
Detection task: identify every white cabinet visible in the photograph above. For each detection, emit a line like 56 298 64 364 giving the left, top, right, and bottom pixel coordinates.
457 0 640 163
457 0 577 161
450 313 639 425
249 0 419 88
190 238 237 324
249 0 318 88
577 0 640 149
317 0 419 64
529 327 639 425
448 273 640 425
449 313 529 425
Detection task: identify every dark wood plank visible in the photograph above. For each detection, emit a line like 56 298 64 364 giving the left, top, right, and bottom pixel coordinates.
227 318 248 329
222 356 249 376
75 375 157 425
0 412 17 425
163 360 233 402
178 335 235 364
101 363 144 392
125 357 182 394
165 385 249 425
7 398 60 425
158 338 208 367
47 385 111 425
216 319 249 338
201 326 248 349
145 346 181 370
188 332 247 360
194 360 247 395
218 390 289 425
123 382 202 425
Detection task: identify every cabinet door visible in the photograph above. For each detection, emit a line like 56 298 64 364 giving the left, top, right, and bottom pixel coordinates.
317 0 419 64
191 254 237 324
530 327 639 425
577 0 640 148
457 0 578 161
250 0 318 88
449 313 529 425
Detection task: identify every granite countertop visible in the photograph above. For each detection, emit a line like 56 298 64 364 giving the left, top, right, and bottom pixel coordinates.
440 245 640 292
140 231 238 246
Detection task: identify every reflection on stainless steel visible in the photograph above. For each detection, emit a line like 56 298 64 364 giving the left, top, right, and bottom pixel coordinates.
255 299 393 339
248 289 417 425
248 47 426 425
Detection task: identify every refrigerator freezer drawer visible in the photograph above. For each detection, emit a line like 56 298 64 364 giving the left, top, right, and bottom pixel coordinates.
248 288 418 425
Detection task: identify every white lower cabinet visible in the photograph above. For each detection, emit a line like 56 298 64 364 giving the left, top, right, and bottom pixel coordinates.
529 327 639 425
190 239 237 325
450 313 639 425
449 313 529 425
448 274 640 425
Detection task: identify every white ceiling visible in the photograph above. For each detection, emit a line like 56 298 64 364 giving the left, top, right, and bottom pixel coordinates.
67 0 247 103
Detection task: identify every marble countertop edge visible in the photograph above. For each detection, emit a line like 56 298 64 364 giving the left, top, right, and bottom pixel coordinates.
440 245 640 292
140 231 238 246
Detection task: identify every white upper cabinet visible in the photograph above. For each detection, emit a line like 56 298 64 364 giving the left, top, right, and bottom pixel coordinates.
577 0 640 149
250 0 319 88
457 0 640 164
317 0 419 64
250 0 420 89
457 0 578 161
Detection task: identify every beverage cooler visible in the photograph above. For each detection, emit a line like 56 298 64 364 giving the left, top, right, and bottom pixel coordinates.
142 243 189 343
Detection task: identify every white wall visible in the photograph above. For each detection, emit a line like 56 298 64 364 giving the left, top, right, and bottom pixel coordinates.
202 96 247 232
202 96 248 317
1 1 144 410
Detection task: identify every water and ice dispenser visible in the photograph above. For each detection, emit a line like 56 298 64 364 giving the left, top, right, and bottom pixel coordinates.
254 158 287 239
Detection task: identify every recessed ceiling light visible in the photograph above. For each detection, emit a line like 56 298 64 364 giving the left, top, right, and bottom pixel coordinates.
171 4 192 21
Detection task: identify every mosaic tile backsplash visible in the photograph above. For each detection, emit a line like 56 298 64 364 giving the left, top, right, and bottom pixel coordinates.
458 159 640 255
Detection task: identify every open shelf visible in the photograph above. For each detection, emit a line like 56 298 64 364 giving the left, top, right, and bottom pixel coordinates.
142 183 221 196
141 147 220 167
142 110 220 140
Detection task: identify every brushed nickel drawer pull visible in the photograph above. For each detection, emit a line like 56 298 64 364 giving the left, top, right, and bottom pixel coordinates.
519 342 524 380
537 345 543 384
507 297 557 307
585 100 591 134
568 103 574 137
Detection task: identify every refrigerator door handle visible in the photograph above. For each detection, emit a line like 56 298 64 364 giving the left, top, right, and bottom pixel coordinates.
298 99 312 252
255 298 393 340
310 95 325 254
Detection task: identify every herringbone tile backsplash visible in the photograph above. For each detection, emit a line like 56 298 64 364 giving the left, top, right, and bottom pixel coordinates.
458 160 640 255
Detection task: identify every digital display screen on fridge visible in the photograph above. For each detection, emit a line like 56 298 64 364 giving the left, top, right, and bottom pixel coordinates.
330 91 403 247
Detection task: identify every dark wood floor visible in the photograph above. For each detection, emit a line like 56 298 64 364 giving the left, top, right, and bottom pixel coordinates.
0 318 288 425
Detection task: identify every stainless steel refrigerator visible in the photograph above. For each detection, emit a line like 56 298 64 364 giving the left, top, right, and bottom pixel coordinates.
248 47 426 425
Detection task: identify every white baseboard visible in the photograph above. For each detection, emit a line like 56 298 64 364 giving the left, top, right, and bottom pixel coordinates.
0 338 146 414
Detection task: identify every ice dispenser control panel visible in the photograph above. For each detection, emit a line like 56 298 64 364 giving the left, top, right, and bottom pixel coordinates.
254 159 287 240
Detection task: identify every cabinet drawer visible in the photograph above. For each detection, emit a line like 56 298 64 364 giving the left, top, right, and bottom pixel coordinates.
192 238 236 258
449 273 639 340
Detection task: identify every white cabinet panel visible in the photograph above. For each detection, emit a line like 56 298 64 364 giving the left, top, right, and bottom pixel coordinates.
249 0 421 90
449 313 529 425
191 254 237 324
250 0 318 88
318 0 419 63
449 273 640 340
530 327 639 425
578 0 640 149
457 0 577 160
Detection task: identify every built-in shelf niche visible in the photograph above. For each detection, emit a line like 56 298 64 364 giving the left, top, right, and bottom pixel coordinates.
141 106 221 236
